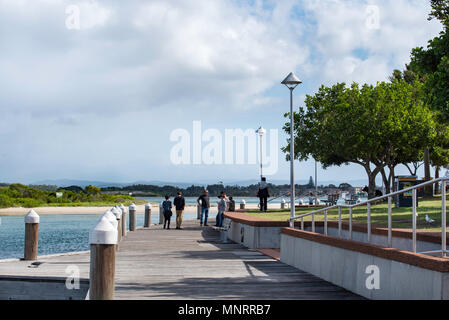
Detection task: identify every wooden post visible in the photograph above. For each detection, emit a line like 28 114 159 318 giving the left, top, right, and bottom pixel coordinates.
119 204 127 237
197 204 201 220
129 203 136 231
159 203 164 224
144 203 151 228
89 216 117 300
111 207 122 243
240 200 246 210
24 210 39 261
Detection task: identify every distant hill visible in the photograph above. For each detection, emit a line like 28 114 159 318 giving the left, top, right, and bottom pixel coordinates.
32 178 371 188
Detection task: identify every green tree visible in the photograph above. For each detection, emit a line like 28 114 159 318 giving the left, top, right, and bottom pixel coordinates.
283 81 437 198
407 1 449 193
85 185 101 195
429 0 449 27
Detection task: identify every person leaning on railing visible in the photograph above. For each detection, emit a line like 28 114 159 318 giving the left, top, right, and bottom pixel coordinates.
228 197 236 212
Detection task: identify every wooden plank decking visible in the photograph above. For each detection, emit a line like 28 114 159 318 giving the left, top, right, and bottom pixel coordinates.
113 221 362 300
0 220 363 300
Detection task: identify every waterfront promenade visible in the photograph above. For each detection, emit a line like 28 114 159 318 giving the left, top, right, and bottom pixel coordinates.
0 220 361 300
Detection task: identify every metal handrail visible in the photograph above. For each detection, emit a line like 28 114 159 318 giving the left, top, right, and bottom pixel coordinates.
288 177 449 257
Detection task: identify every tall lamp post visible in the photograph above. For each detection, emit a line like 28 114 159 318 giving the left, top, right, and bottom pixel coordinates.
256 127 266 181
282 72 302 228
315 159 318 205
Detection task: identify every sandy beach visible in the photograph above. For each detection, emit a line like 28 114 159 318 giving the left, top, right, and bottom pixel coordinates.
0 203 269 216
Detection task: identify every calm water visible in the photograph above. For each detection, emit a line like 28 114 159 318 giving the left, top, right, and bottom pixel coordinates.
0 212 208 260
138 196 327 205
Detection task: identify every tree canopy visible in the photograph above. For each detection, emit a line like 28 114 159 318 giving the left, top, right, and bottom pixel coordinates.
283 80 438 198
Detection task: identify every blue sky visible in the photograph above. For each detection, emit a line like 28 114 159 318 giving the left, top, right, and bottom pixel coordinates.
0 0 444 186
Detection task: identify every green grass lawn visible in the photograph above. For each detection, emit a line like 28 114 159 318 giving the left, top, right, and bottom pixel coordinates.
246 196 449 230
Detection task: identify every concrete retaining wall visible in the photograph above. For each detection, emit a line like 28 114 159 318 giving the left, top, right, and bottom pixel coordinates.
228 221 282 249
0 276 89 300
312 226 443 253
280 231 449 300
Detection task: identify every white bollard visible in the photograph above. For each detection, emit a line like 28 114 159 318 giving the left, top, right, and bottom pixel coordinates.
144 203 151 228
128 203 136 231
281 199 286 210
101 210 118 229
159 202 164 224
111 207 122 243
197 204 201 220
89 216 117 300
24 209 40 261
119 204 127 237
240 199 246 210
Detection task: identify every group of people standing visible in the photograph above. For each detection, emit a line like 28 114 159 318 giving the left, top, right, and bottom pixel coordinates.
197 190 235 228
160 190 236 230
161 191 186 230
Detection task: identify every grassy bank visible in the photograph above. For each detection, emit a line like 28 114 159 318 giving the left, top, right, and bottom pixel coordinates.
246 196 448 230
0 184 146 208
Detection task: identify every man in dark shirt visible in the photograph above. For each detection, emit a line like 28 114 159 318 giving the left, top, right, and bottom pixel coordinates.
173 191 186 230
197 189 210 226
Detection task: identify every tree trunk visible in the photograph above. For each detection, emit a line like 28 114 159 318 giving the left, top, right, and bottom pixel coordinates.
389 165 395 193
435 166 440 194
368 173 377 199
424 148 433 196
380 168 391 194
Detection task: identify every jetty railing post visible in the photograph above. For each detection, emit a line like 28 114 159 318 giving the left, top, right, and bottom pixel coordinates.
349 207 353 240
144 203 151 228
412 189 417 253
196 204 201 220
129 203 137 231
89 216 117 300
388 196 392 248
324 210 328 236
311 214 315 233
442 180 447 257
119 204 127 238
301 217 304 231
160 203 165 224
24 209 40 261
367 203 371 243
338 207 342 238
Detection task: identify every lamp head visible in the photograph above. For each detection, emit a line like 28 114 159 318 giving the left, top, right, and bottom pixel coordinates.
256 126 266 136
281 72 302 89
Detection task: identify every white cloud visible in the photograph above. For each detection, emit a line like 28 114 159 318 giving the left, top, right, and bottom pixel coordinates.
0 0 309 118
0 0 444 183
301 0 442 84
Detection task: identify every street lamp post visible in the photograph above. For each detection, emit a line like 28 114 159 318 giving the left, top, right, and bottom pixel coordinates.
256 127 266 181
282 72 302 228
315 159 318 205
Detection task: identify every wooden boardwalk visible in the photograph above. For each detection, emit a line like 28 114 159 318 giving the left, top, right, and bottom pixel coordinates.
0 220 362 300
113 221 361 300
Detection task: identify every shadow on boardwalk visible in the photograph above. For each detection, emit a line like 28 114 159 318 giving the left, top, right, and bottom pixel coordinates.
114 221 363 300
